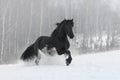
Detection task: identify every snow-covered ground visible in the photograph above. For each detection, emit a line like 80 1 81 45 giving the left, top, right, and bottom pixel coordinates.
0 50 120 80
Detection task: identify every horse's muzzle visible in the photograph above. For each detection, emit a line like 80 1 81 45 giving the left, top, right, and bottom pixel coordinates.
70 35 74 39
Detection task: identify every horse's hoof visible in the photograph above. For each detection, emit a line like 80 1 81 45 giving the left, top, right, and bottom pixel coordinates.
35 60 39 65
66 57 72 66
66 62 70 66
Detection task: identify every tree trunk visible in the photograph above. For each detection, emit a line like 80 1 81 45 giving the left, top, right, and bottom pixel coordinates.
0 1 9 63
27 1 33 45
40 0 43 36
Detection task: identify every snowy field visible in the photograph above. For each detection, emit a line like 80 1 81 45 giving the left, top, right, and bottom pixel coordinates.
0 50 120 80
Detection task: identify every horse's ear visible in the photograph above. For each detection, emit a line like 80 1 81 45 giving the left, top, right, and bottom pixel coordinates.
71 18 73 21
56 23 60 26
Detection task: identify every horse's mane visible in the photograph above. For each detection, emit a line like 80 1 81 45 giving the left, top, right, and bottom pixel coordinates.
51 20 66 37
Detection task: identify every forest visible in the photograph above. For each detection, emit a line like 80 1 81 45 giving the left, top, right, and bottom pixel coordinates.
0 0 120 64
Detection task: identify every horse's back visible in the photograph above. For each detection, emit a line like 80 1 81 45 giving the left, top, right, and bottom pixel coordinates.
35 36 51 50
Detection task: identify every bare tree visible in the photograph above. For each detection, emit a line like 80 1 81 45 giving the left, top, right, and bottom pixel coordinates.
27 0 33 45
0 1 10 63
39 0 43 35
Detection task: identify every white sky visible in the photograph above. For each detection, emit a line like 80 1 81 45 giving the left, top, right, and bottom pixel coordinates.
104 0 120 11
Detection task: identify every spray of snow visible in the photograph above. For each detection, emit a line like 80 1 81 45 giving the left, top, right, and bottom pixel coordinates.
0 50 120 80
18 49 66 66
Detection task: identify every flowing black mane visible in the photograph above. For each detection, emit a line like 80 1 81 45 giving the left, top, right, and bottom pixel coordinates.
51 20 66 37
51 19 74 40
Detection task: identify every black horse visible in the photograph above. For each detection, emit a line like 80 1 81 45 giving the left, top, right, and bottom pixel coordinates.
21 19 74 66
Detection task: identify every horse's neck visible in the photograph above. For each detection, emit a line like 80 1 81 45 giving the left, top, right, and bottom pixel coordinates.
58 30 68 41
51 26 60 37
51 25 68 40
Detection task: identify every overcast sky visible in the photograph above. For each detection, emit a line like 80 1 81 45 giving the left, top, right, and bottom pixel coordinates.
104 0 120 13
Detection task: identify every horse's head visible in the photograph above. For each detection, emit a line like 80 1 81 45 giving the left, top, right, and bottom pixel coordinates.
64 19 74 39
52 19 74 39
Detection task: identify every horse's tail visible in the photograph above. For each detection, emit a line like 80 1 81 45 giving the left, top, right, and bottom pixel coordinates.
20 36 45 61
20 44 36 61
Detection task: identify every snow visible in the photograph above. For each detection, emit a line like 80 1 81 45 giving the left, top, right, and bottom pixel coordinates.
0 50 120 80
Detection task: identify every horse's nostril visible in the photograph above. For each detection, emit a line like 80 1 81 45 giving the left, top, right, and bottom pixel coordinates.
70 35 74 39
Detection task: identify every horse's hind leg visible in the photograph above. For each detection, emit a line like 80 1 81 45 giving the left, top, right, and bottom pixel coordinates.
35 58 40 65
34 41 41 65
35 52 41 65
34 47 41 65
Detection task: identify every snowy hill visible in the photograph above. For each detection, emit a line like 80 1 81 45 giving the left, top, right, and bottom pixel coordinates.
0 50 120 80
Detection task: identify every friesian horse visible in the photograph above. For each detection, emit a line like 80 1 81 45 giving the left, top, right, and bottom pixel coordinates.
21 19 74 66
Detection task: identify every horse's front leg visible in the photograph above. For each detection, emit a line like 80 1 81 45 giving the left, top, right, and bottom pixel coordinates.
65 50 72 66
57 49 72 66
